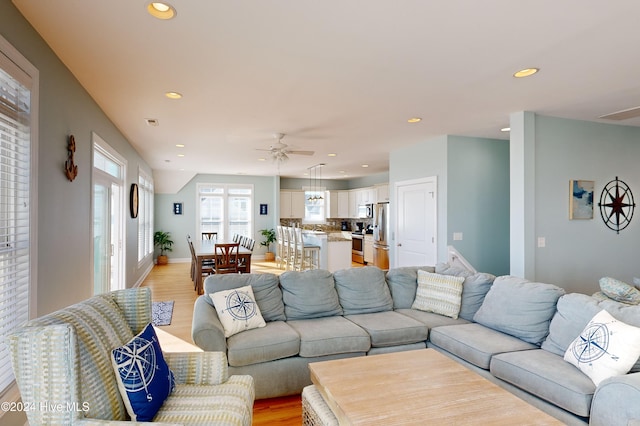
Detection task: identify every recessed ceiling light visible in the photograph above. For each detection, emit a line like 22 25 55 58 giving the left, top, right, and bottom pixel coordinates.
501 127 511 132
175 144 185 148
328 153 337 157
147 2 176 20
361 164 369 168
407 117 422 123
258 158 266 162
177 154 184 157
145 118 159 126
513 68 539 78
165 91 182 99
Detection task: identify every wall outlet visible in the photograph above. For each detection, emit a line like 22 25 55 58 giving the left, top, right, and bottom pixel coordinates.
453 232 463 241
537 237 546 248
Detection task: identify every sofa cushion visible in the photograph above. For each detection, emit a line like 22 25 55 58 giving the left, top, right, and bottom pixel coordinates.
429 323 537 370
473 276 565 345
210 285 266 337
155 376 254 425
345 311 428 347
436 264 496 321
333 266 393 315
412 270 464 319
287 316 371 357
280 269 343 320
25 294 134 420
204 273 285 321
599 277 640 305
491 349 595 417
541 293 602 357
111 323 175 422
386 266 435 309
395 308 469 328
599 299 640 372
226 321 300 367
564 309 640 385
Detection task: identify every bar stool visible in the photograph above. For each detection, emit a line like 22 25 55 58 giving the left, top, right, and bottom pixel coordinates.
276 226 284 269
294 227 320 270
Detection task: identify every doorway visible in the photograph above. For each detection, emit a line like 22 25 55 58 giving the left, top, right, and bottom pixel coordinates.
395 177 437 267
92 133 126 294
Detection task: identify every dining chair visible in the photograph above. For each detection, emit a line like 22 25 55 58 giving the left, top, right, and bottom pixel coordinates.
202 231 218 241
214 243 239 274
188 235 214 290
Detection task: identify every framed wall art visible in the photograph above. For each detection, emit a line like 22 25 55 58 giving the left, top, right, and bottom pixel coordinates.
569 179 594 220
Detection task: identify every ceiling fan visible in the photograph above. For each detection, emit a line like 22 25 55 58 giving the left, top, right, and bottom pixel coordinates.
257 133 314 162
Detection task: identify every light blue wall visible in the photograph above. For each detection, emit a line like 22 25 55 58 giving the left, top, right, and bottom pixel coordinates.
447 136 510 275
155 174 279 260
1 2 153 317
280 172 389 191
530 115 640 294
389 135 449 264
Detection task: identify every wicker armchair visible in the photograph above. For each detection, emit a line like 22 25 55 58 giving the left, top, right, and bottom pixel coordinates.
8 287 254 425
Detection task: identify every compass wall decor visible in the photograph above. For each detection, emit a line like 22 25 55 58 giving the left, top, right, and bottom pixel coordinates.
598 176 635 234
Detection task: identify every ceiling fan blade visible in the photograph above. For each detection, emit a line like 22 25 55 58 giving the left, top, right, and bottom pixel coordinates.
287 150 315 156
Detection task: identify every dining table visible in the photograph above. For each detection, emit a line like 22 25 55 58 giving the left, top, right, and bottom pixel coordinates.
194 239 252 295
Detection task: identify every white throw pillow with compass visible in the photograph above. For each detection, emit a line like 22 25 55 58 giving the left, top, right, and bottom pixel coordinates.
564 309 640 385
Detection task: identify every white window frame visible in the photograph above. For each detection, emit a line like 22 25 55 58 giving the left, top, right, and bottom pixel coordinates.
0 34 39 403
196 183 254 241
137 169 154 263
303 186 327 224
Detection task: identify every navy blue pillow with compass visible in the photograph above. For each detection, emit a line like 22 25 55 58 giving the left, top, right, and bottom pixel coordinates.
111 323 175 421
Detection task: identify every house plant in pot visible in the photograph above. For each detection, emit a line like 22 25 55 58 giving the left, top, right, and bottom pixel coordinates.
259 228 277 261
154 231 174 265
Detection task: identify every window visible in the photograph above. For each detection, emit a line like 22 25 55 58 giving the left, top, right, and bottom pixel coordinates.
0 37 38 397
138 170 154 262
198 184 253 240
304 187 326 224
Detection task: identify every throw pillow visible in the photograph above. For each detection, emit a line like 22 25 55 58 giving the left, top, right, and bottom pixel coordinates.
599 277 640 305
411 270 465 319
564 309 640 385
210 285 266 337
111 323 175 422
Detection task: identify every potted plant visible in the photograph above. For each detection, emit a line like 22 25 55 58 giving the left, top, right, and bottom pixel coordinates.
154 231 174 265
259 228 277 261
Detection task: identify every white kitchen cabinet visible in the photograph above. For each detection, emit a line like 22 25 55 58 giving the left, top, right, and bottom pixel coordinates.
348 190 358 218
375 184 390 202
364 234 374 264
328 190 350 218
280 190 305 218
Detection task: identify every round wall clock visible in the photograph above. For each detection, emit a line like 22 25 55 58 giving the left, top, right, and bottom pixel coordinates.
130 183 139 219
598 176 635 234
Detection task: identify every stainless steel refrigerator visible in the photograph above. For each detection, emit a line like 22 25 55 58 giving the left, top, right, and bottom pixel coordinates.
373 202 390 269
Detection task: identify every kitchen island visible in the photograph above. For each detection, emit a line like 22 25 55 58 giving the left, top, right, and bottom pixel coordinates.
302 231 351 272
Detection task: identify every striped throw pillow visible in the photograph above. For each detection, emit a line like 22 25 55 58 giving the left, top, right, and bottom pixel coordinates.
412 270 465 319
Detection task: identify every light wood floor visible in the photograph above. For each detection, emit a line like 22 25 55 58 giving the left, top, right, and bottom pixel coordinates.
141 260 360 425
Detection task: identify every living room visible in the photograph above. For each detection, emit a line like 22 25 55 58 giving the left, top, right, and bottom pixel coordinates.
3 1 640 425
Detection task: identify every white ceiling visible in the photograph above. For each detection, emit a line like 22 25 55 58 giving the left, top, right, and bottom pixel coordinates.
13 0 640 193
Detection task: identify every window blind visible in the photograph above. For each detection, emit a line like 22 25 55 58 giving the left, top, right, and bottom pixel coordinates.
0 57 32 395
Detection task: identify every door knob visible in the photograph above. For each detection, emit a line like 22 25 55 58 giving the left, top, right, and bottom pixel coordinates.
397 243 402 247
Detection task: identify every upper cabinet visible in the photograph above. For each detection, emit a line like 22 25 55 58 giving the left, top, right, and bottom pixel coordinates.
329 190 350 218
280 190 305 218
375 184 390 202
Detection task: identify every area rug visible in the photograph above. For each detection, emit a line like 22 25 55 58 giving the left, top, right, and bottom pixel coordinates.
152 301 174 326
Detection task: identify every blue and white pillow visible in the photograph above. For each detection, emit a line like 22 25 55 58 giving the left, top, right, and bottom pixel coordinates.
111 323 175 421
564 310 640 385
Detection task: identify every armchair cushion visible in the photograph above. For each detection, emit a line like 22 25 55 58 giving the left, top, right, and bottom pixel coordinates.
111 323 175 421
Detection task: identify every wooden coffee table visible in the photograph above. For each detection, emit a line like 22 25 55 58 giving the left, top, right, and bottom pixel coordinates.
308 349 563 425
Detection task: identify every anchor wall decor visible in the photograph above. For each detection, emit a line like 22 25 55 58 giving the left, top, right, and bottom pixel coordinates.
64 134 78 182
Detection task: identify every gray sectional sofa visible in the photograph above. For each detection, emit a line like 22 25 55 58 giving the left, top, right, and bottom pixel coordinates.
191 264 640 425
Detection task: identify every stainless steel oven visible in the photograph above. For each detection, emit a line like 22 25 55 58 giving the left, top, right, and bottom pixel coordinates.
351 233 364 264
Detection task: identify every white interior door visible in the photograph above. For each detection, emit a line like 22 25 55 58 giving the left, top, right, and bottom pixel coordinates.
395 177 437 267
92 134 126 294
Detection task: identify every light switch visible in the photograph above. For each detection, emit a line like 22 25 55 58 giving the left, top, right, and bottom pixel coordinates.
537 237 546 248
453 232 463 241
